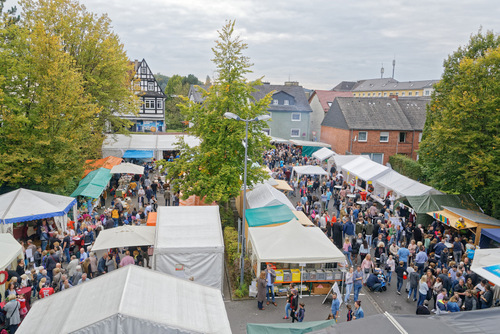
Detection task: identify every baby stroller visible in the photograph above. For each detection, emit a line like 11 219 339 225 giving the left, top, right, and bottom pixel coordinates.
376 270 388 292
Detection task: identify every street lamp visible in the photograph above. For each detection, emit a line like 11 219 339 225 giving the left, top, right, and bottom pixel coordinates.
224 111 271 286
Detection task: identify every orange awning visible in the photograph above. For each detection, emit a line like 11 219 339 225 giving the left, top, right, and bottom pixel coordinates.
146 212 157 226
84 156 123 177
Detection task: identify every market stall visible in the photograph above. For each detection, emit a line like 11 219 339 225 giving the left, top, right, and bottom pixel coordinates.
110 162 145 175
312 147 336 162
153 206 224 291
83 156 122 177
292 210 315 227
289 139 331 157
247 320 335 334
71 167 112 199
426 206 500 245
0 188 77 233
292 165 329 180
272 179 293 193
373 170 440 198
480 228 500 248
248 219 345 295
244 204 296 245
17 266 231 334
341 156 389 188
91 225 156 252
0 233 23 297
471 248 500 286
246 183 295 210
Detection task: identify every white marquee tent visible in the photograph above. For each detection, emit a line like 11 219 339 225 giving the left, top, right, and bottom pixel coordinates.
153 206 224 291
17 266 231 334
471 248 500 286
91 226 156 251
246 183 294 210
312 147 336 162
0 188 77 233
373 170 440 198
248 219 345 272
328 154 369 173
292 165 329 179
341 156 390 182
0 233 22 270
110 162 145 175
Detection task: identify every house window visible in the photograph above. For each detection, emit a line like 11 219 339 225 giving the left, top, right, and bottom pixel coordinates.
291 129 300 137
362 93 365 97
284 100 289 105
383 92 387 97
396 92 399 96
358 131 367 142
367 93 371 97
353 94 357 97
378 92 382 97
291 113 301 121
145 99 155 109
418 132 422 142
273 99 278 105
157 99 163 109
362 153 384 164
399 132 406 143
147 82 155 91
380 132 389 142
415 92 419 96
141 67 147 74
425 90 430 96
408 92 412 96
401 92 405 96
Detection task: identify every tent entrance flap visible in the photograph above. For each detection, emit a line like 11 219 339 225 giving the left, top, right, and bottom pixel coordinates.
123 150 154 159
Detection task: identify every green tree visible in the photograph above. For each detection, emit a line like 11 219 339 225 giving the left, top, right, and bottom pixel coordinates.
20 0 139 135
161 21 272 203
155 73 169 91
164 74 188 130
420 30 500 218
182 74 202 86
0 16 101 193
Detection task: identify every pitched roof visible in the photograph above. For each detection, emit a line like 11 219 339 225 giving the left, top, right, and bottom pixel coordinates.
332 81 357 91
253 84 312 112
188 84 210 103
321 97 428 131
309 90 353 112
398 98 430 130
352 78 439 92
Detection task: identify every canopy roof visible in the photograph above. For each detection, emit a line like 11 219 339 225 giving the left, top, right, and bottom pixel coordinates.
83 156 122 177
398 194 481 215
0 233 22 270
17 266 231 334
248 320 334 334
342 156 389 181
249 219 345 263
331 154 369 169
122 150 154 159
312 147 336 161
91 226 156 251
272 179 293 192
374 170 439 197
246 183 294 210
269 136 290 144
71 168 112 198
442 207 500 227
481 228 500 243
0 188 76 224
245 204 296 227
471 248 500 286
110 162 145 175
292 210 315 226
289 139 331 148
155 206 223 253
293 165 329 176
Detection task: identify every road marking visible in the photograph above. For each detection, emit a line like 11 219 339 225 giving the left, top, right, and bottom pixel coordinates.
384 312 409 334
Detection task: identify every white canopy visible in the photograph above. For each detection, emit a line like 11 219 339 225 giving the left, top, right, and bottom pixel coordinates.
91 225 156 251
289 139 331 148
292 165 329 179
342 156 389 181
246 183 294 210
110 162 145 175
0 188 76 232
269 136 290 144
249 219 345 268
312 147 336 161
0 233 22 270
17 266 231 334
471 248 500 286
154 206 224 290
374 170 439 197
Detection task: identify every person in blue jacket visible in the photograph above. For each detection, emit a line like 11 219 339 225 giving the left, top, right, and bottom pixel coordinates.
353 300 364 319
447 296 460 312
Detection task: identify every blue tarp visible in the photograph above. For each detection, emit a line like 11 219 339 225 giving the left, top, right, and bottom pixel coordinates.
123 150 154 159
481 228 500 243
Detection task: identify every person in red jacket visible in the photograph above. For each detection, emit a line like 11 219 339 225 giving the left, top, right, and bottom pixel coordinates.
39 283 55 299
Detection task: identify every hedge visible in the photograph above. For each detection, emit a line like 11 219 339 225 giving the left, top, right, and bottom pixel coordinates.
389 154 424 181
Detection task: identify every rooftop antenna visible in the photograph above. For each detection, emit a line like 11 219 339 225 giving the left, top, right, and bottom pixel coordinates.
381 63 384 79
392 57 396 79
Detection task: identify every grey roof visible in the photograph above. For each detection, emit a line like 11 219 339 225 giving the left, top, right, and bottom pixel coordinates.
188 83 312 113
321 97 428 131
399 99 430 130
442 207 500 226
352 78 439 92
331 81 357 91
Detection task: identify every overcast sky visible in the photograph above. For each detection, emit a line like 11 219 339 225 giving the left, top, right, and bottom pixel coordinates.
11 0 500 89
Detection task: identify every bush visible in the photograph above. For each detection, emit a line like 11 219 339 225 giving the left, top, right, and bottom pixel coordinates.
219 203 235 229
224 226 240 264
389 154 424 181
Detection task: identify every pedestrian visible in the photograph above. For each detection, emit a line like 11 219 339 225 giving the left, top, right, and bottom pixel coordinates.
395 261 406 295
353 266 363 301
3 294 21 333
265 264 277 307
346 304 353 321
408 265 419 301
330 292 340 321
386 254 396 285
344 267 354 303
289 289 299 322
257 271 267 310
353 300 364 319
295 302 305 323
417 275 429 306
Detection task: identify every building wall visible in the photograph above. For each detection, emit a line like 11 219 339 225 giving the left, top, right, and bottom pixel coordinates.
268 111 311 140
352 89 428 98
321 127 422 164
309 95 325 141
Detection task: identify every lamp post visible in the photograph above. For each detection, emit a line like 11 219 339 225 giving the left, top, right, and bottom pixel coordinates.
224 112 270 286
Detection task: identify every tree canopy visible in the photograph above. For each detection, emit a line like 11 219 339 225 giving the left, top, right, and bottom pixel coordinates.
164 74 201 130
419 30 500 218
160 21 272 203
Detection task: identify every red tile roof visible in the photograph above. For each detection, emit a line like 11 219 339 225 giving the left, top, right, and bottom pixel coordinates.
309 90 353 112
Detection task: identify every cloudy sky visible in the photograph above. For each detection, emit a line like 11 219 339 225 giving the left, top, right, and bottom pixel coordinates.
11 0 500 89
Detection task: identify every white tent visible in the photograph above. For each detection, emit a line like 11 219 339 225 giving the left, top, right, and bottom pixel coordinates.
110 162 145 175
17 266 231 334
246 183 294 210
0 188 76 233
248 219 345 271
471 248 500 286
373 170 440 198
312 147 336 162
153 206 224 291
341 156 389 182
289 139 331 148
91 226 156 251
0 233 22 270
292 165 329 179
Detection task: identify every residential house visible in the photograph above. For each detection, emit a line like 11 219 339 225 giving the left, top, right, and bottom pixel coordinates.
320 97 428 165
308 90 353 141
350 78 439 98
125 59 166 132
189 81 313 140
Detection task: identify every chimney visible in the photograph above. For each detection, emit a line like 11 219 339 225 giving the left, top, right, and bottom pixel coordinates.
134 59 139 71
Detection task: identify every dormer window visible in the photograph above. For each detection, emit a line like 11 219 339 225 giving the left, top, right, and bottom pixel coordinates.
148 82 154 91
273 99 278 105
284 100 289 105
